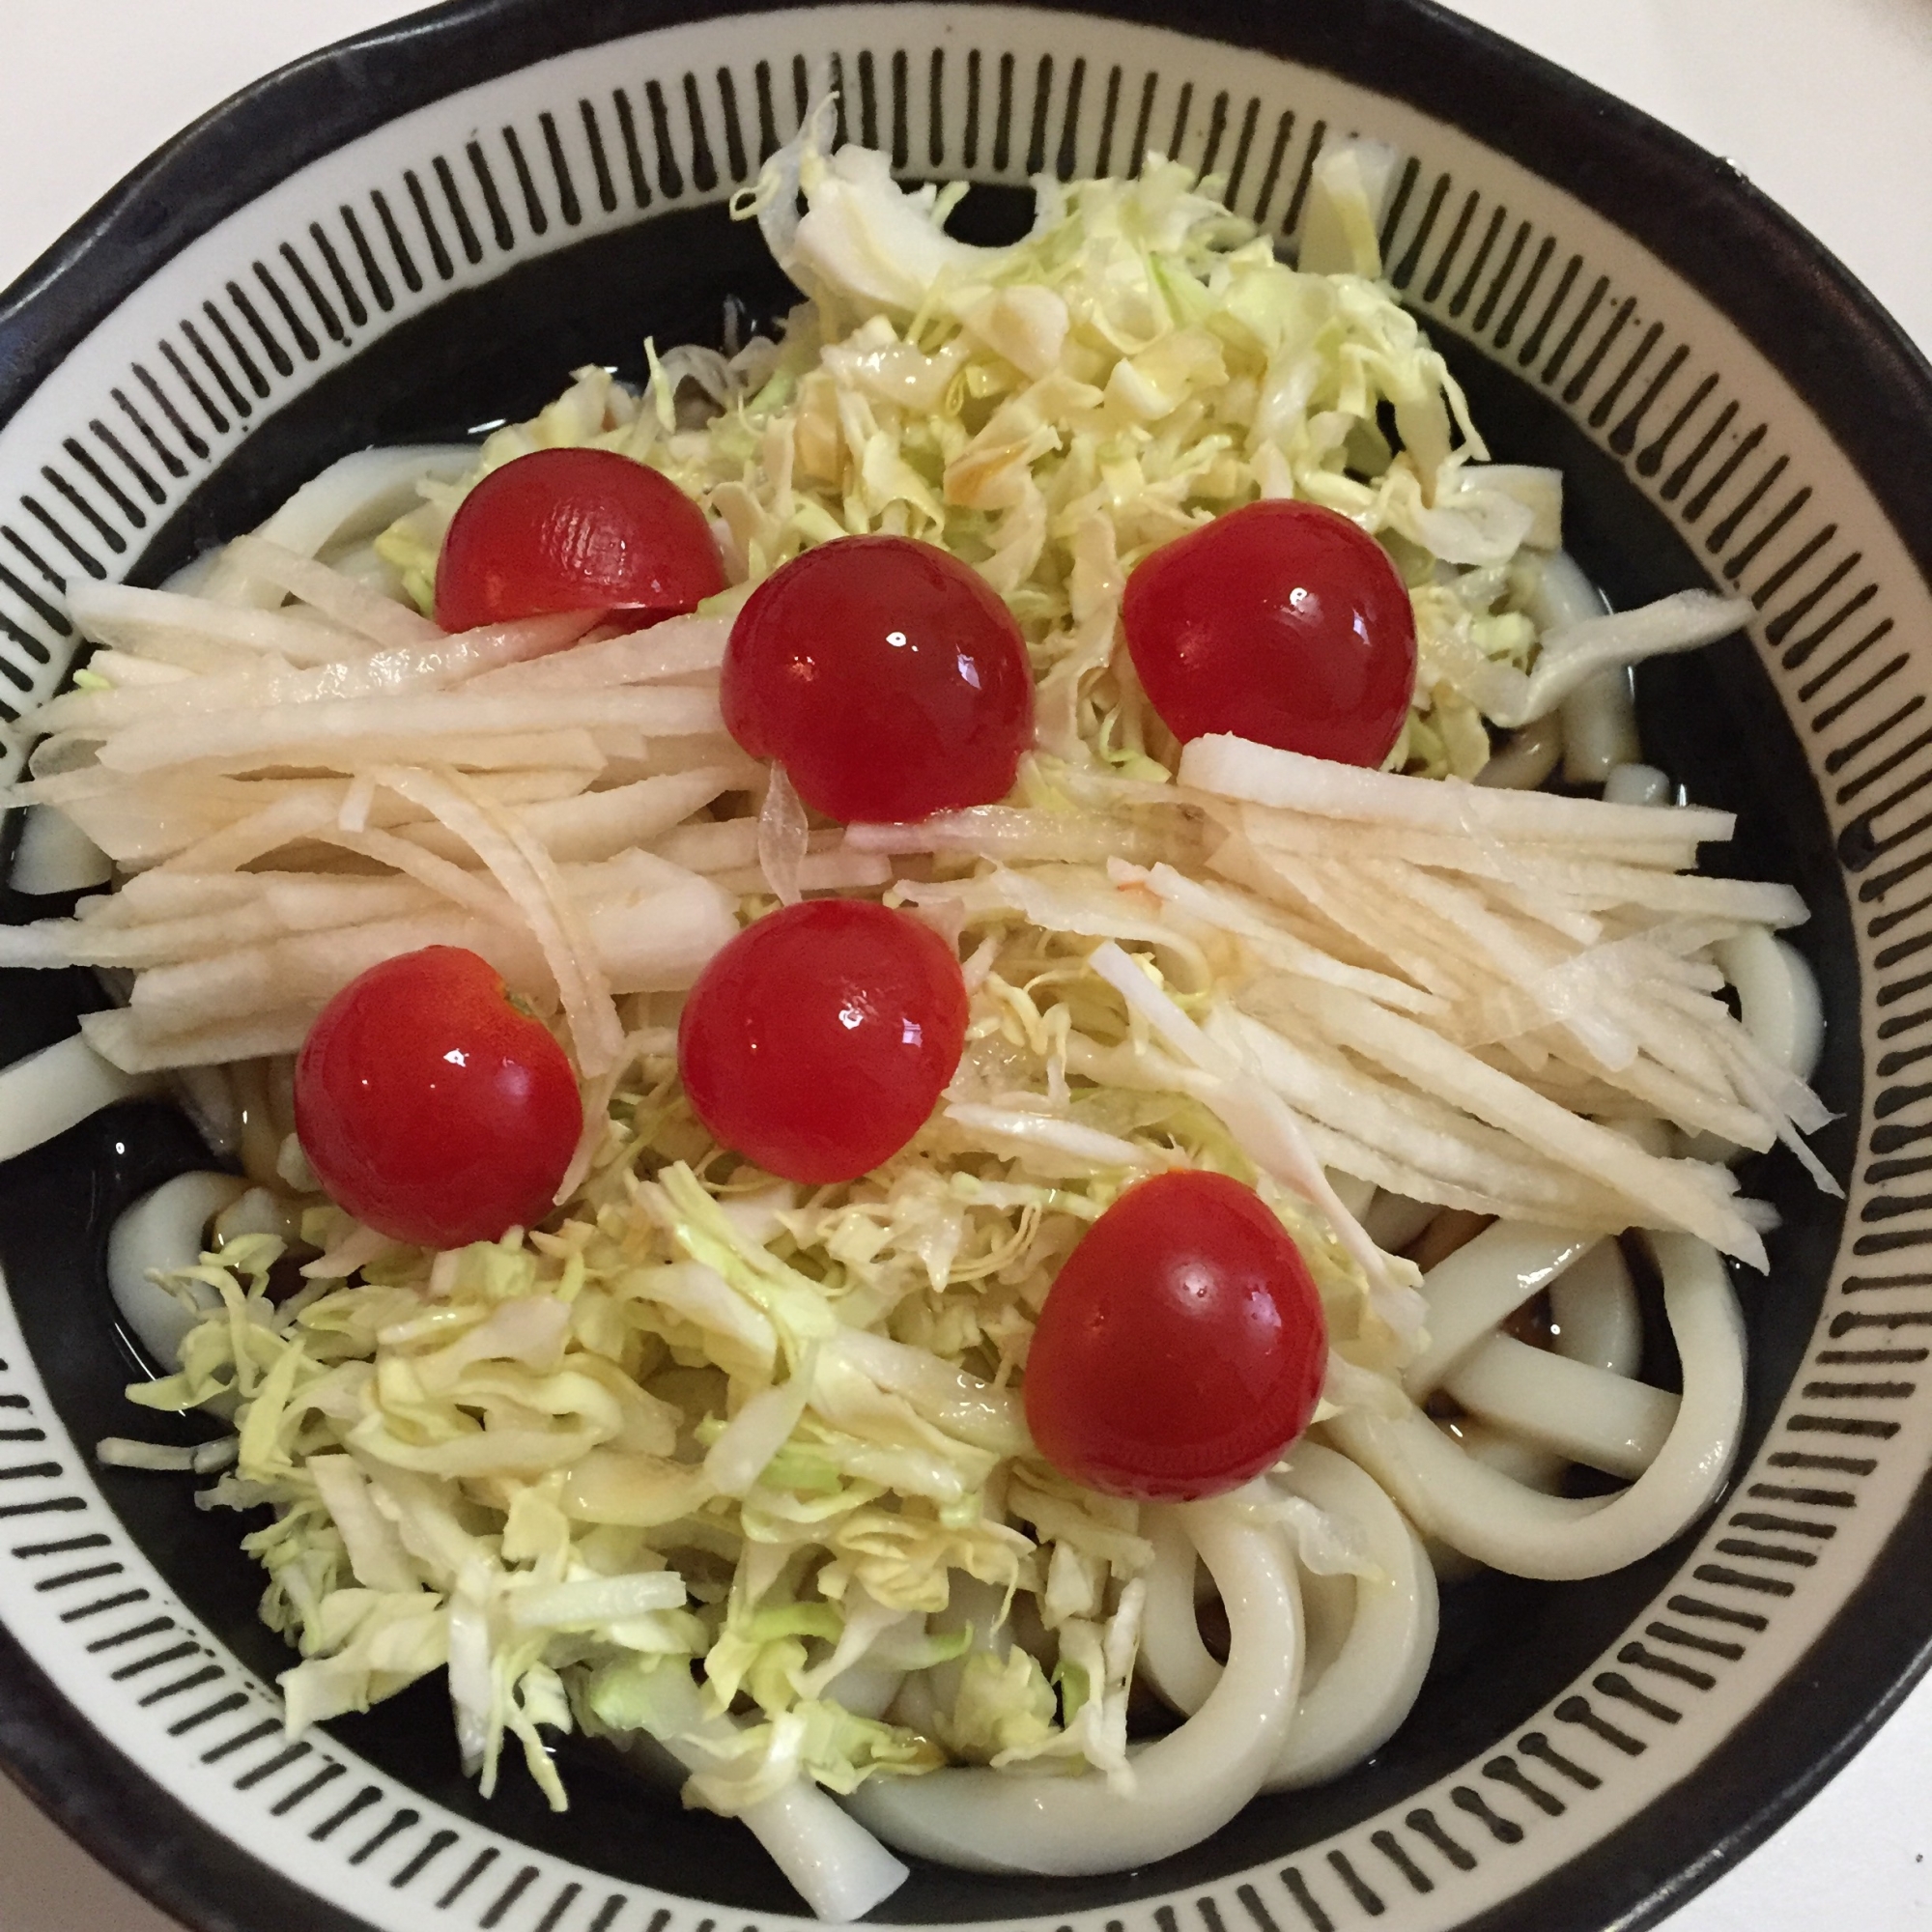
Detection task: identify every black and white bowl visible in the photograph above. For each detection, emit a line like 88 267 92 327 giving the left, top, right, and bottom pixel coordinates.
0 3 1926 1930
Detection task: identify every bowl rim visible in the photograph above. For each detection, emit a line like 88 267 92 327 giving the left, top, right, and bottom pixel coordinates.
0 3 1929 1931
5 0 1931 585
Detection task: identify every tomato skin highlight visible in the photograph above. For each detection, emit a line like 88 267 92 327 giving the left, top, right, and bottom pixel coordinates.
1024 1170 1328 1501
678 900 969 1184
1122 498 1417 768
294 946 582 1250
434 446 725 632
721 534 1035 823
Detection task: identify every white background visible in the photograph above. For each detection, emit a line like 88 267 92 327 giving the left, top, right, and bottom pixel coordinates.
0 3 1926 1928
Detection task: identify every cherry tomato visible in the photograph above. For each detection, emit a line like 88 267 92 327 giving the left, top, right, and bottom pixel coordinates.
1024 1170 1327 1501
721 534 1034 823
294 946 582 1249
678 899 968 1183
1122 498 1416 767
434 446 725 633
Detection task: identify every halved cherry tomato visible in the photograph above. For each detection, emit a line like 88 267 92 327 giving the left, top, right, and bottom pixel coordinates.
677 899 969 1184
1024 1169 1327 1500
721 534 1034 823
1122 498 1416 767
294 946 582 1250
434 446 725 632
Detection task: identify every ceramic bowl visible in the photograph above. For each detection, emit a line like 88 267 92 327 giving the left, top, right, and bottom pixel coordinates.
0 4 1926 1930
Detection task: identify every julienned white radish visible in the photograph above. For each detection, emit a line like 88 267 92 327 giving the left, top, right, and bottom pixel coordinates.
1219 1021 1636 1226
33 766 596 872
28 611 602 737
1181 731 1735 845
846 804 1197 868
463 612 731 695
713 849 894 897
94 683 723 775
81 874 732 1068
1226 804 1805 923
66 581 362 668
76 1005 315 1072
3 888 427 970
942 1102 1171 1178
1129 863 1446 1015
392 768 745 865
380 762 625 1075
219 535 443 648
1294 977 1763 1264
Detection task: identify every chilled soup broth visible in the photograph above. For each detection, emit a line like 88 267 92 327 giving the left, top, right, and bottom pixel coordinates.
0 115 1845 1918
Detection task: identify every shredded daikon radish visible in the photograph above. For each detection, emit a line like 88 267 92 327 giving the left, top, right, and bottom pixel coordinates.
1184 734 1732 848
219 535 444 648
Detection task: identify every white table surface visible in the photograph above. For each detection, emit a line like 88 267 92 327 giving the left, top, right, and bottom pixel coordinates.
0 3 1926 1927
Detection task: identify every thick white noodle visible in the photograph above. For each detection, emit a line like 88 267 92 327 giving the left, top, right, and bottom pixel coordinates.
202 444 476 608
1560 668 1640 782
1266 1444 1436 1788
1473 714 1563 791
11 804 113 894
1531 550 1606 633
1453 1421 1564 1492
1548 1237 1643 1376
1140 1449 1435 1790
1603 762 1671 808
0 1033 154 1164
1532 555 1659 781
1361 1188 1439 1255
1326 1168 1378 1225
1329 1234 1744 1579
107 1172 246 1364
1404 1222 1602 1398
1719 925 1825 1084
846 1501 1300 1874
636 1667 908 1921
819 1658 904 1722
1137 1509 1219 1716
1441 1334 1677 1480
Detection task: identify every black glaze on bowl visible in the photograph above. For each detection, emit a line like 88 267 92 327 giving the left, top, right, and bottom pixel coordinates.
0 2 1921 1930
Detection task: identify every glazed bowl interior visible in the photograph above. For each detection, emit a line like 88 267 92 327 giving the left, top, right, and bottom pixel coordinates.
0 6 1924 1932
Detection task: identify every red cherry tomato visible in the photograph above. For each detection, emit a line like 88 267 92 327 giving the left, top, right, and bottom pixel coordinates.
721 534 1034 823
678 899 968 1184
1122 498 1416 767
1024 1170 1327 1501
294 946 582 1249
434 446 725 632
